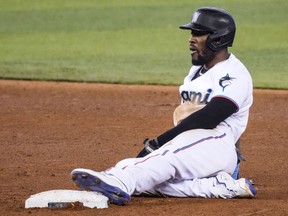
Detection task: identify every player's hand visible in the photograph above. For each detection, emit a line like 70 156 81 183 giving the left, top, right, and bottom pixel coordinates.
136 138 159 158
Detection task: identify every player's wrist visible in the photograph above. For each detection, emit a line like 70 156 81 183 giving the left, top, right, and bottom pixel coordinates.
144 138 160 153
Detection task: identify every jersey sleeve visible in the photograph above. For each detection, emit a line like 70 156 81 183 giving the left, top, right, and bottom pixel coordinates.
211 71 253 111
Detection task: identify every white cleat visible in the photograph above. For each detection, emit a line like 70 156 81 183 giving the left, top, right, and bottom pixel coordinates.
211 171 257 199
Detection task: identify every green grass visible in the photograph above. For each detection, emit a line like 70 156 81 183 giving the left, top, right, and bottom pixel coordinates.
0 0 287 89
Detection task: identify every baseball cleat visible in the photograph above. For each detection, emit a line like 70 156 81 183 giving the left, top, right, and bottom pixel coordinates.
212 171 257 199
71 168 131 205
243 179 257 197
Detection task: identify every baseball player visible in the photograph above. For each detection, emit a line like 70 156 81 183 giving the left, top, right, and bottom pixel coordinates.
71 7 256 205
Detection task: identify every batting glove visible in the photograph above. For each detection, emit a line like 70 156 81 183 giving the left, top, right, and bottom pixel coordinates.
136 138 160 158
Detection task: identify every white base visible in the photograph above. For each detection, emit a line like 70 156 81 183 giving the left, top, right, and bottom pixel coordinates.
25 190 109 209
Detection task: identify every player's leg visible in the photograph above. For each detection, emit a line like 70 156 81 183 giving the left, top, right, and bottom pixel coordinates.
71 168 256 204
72 129 237 201
140 171 256 198
98 154 245 197
97 129 236 194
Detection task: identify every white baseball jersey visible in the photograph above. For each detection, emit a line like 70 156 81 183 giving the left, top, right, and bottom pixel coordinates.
179 53 253 143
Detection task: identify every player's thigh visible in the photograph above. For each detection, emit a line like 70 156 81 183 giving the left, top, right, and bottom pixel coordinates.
162 129 237 178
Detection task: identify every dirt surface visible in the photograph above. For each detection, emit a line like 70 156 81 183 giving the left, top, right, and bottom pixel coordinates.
0 80 287 216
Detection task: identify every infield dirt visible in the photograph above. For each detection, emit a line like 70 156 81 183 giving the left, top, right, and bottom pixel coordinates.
0 80 287 216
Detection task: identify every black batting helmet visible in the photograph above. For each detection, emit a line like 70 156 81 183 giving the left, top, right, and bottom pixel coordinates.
180 7 236 51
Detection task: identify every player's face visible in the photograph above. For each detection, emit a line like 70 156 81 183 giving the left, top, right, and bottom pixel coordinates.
189 31 216 66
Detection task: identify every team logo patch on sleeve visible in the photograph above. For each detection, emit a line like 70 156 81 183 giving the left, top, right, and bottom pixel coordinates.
219 74 235 92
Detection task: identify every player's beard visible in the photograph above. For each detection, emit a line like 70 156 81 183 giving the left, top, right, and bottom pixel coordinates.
192 48 216 66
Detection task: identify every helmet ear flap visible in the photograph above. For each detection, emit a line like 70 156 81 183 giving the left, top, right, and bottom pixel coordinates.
206 34 223 51
206 28 235 52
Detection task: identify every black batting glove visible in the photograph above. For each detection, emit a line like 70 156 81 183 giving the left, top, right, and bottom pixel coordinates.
136 138 160 158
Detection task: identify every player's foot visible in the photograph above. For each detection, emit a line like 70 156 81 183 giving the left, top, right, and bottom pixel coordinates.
211 171 256 199
71 168 131 205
